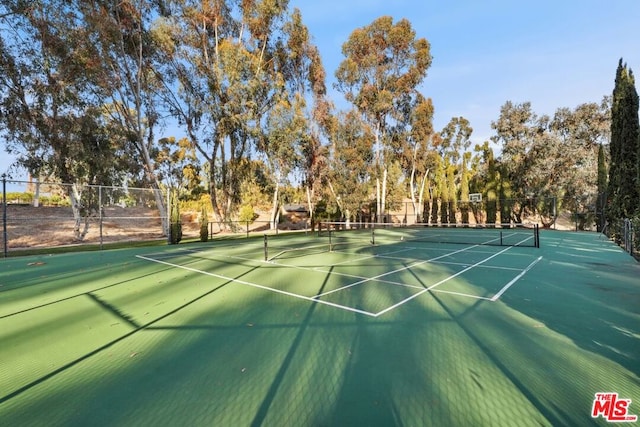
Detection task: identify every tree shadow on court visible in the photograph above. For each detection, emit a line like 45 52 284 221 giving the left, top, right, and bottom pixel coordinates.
0 259 262 409
4 236 637 426
401 258 607 426
500 256 640 377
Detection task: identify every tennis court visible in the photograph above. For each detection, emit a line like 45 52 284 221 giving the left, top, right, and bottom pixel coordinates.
0 228 638 426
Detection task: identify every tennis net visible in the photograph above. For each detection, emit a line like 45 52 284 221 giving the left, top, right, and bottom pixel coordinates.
319 222 540 248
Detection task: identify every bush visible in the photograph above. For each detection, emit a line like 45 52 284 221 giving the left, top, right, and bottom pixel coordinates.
238 204 256 223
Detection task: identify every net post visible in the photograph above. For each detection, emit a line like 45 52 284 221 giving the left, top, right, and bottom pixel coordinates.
535 224 540 248
371 228 375 245
263 234 268 261
500 231 503 246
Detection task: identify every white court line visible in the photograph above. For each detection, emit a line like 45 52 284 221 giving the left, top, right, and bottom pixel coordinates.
167 249 424 290
313 244 480 298
374 239 532 317
491 256 543 301
431 289 493 301
325 247 416 267
135 255 377 317
430 260 523 271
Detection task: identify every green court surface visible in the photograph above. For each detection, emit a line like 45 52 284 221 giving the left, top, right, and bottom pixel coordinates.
0 230 638 426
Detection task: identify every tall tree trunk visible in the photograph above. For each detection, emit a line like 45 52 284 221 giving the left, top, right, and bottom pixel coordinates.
417 174 428 223
306 185 315 229
208 139 227 230
69 184 89 241
381 167 388 222
376 178 381 223
33 178 40 208
270 181 280 230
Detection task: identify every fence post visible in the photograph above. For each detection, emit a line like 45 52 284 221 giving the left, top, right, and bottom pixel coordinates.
99 185 103 250
2 175 7 258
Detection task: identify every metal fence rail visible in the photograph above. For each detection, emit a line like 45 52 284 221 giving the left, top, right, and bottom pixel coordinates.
605 218 639 258
1 179 168 256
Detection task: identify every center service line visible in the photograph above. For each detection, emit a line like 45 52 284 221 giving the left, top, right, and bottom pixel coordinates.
374 244 520 317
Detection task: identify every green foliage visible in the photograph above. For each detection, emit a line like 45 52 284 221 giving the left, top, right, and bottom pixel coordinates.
607 59 640 222
596 144 607 231
5 192 33 204
155 137 203 199
238 204 256 223
335 16 432 220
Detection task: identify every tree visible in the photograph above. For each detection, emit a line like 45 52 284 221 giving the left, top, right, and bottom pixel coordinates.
259 95 305 229
551 99 610 228
151 1 324 229
401 94 435 223
439 117 473 223
607 59 640 222
491 99 611 227
0 0 132 239
335 16 432 222
327 110 374 224
596 143 607 231
257 8 331 229
155 137 203 198
460 152 471 223
79 0 169 233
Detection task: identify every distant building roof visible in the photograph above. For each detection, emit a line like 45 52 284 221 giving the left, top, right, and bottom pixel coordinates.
283 204 308 213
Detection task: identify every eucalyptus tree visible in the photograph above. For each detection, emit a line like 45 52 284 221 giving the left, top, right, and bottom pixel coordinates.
327 109 375 223
152 1 326 228
0 0 131 239
259 95 305 228
258 8 332 229
335 16 432 222
284 9 334 223
78 0 169 232
400 94 435 222
492 99 611 226
155 136 203 198
551 99 610 226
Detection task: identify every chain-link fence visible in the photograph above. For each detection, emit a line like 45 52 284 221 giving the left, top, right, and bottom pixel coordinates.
3 177 603 256
0 179 314 256
1 179 167 255
605 218 639 258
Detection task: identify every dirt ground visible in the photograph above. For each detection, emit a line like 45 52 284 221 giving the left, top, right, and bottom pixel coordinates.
2 205 165 249
1 205 301 250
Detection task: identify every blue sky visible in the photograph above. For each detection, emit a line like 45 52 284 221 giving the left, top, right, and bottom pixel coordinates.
289 0 640 142
1 0 639 177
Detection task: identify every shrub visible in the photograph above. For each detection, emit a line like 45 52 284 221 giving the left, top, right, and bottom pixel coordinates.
238 204 255 223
